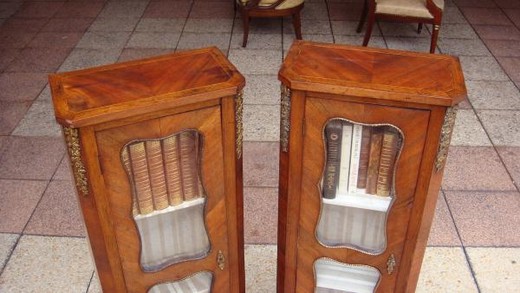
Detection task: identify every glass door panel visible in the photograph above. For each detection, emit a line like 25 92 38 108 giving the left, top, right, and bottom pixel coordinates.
317 119 403 254
149 271 213 293
314 258 380 293
122 130 210 272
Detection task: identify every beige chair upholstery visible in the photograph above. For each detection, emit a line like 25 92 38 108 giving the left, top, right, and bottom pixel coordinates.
236 0 305 47
358 0 445 53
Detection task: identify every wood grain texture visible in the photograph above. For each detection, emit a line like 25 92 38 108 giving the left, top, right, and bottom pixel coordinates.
278 42 467 293
50 47 245 127
279 41 466 107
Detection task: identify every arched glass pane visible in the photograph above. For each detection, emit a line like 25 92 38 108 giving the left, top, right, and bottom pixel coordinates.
122 130 210 272
148 271 213 293
314 258 380 293
317 119 403 254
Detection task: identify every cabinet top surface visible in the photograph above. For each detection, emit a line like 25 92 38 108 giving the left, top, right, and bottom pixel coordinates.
279 41 467 106
50 47 244 127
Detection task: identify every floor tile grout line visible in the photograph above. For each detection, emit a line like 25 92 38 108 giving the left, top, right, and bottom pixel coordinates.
114 0 150 61
441 188 483 293
450 1 520 194
455 2 520 92
85 270 96 293
174 1 197 52
324 0 337 44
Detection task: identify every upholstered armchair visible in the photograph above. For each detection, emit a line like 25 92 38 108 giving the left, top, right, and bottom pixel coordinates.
236 0 304 47
357 0 444 53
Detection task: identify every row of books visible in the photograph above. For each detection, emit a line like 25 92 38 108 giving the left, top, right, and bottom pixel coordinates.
122 131 205 216
323 121 401 199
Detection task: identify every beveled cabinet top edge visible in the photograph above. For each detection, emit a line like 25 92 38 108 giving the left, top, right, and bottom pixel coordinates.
50 47 245 128
279 41 467 107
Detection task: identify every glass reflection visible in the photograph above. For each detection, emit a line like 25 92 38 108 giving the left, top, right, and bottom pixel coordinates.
122 130 210 271
317 120 402 254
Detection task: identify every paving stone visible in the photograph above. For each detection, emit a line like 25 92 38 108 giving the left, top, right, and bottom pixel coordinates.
243 142 279 187
442 146 516 191
466 80 520 110
446 191 520 246
0 136 65 180
12 100 62 137
97 1 148 19
177 32 230 53
478 110 520 146
417 247 478 293
496 146 520 190
242 74 280 105
466 247 520 293
459 56 509 81
88 17 140 32
0 180 47 233
0 233 18 271
59 48 122 72
245 245 277 292
76 31 131 50
243 104 280 141
427 193 461 246
244 187 278 244
228 49 281 75
450 109 491 146
25 180 85 237
0 101 31 135
126 32 180 49
0 235 93 292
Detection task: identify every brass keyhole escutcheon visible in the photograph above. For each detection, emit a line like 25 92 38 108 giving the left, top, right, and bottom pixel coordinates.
217 250 225 270
387 254 396 275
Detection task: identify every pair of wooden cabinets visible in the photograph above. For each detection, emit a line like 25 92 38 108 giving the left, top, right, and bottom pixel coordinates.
50 42 465 293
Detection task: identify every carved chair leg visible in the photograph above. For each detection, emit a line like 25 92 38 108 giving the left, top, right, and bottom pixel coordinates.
362 14 376 46
241 11 250 47
418 23 423 34
430 24 440 53
357 0 369 33
292 11 303 40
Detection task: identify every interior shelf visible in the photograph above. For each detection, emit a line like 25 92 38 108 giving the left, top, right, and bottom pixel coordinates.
322 192 392 212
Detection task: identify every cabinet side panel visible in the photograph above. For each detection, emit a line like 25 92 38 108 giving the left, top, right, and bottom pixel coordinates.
277 90 307 293
395 106 447 293
221 95 246 293
77 126 127 292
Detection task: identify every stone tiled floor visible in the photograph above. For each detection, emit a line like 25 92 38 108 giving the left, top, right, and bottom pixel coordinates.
1 0 519 292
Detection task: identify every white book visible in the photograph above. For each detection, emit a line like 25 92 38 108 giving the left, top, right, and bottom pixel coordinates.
348 124 363 193
337 123 353 197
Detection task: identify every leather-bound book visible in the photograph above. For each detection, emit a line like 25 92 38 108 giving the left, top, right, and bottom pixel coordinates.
179 131 201 201
366 128 384 195
376 129 399 196
323 120 343 199
356 126 372 191
145 140 169 210
163 135 184 206
128 142 154 214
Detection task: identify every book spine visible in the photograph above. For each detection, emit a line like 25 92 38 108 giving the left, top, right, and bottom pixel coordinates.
323 121 343 199
162 136 184 206
145 140 169 210
348 124 363 193
128 142 154 214
338 123 352 197
376 129 399 196
179 132 200 201
121 149 140 216
366 129 384 195
356 126 372 191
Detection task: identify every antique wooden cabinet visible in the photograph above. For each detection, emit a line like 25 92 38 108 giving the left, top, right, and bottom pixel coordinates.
50 48 245 293
277 41 466 293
